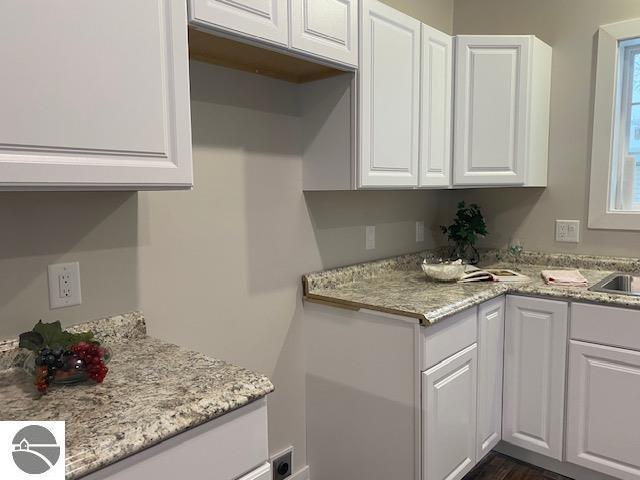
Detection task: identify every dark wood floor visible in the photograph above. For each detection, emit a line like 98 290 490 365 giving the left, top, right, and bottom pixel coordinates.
464 452 573 480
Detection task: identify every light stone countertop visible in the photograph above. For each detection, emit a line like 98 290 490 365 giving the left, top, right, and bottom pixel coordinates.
0 312 274 479
303 250 640 325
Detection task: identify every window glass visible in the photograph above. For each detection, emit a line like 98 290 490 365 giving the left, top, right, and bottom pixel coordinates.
629 104 640 154
611 41 640 210
635 161 640 206
633 52 640 104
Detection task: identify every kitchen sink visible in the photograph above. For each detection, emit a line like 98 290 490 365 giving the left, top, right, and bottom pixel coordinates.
589 273 640 297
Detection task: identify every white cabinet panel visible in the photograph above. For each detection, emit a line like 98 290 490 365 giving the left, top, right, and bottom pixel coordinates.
454 36 551 187
420 24 452 187
423 344 478 480
290 0 358 67
454 36 529 185
503 295 567 460
566 341 640 480
0 0 192 189
237 462 272 480
84 399 269 480
359 0 420 187
476 296 504 461
189 0 288 46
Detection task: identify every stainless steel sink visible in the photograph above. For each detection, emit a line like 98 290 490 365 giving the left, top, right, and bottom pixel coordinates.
589 273 640 297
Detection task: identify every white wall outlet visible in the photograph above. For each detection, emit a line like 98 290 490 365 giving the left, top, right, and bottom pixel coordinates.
365 225 376 250
416 221 425 243
48 262 82 309
555 220 580 243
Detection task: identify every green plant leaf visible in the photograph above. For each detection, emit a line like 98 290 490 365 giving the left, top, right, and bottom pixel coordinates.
28 320 95 349
18 331 44 352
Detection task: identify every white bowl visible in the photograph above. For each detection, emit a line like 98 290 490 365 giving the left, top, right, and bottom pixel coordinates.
421 261 467 282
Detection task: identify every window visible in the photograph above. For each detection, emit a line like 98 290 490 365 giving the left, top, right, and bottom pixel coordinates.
589 17 640 230
612 39 640 211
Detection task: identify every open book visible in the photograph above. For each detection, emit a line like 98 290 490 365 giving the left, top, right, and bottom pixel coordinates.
459 266 530 283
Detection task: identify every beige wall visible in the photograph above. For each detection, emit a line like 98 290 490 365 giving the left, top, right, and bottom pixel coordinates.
0 191 138 338
0 60 447 473
384 0 454 34
139 61 448 470
451 0 640 256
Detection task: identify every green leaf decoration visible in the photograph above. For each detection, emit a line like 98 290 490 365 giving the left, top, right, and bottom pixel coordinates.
18 331 44 352
440 202 488 261
21 320 96 350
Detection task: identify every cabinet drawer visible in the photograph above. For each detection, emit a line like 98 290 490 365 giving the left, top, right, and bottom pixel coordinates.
422 307 477 370
571 303 640 351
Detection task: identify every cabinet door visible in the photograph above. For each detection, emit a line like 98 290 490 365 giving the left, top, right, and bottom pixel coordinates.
453 36 530 186
359 0 420 187
566 341 640 480
290 0 358 67
423 344 477 480
189 0 288 46
0 0 192 189
476 297 505 461
503 296 567 460
420 24 452 187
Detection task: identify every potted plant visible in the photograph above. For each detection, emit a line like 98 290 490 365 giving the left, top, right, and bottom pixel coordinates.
440 202 488 264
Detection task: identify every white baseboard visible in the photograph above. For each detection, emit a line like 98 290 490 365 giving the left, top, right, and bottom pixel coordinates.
495 442 619 480
289 466 310 480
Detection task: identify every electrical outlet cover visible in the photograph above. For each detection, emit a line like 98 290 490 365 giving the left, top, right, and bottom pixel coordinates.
555 220 580 243
416 221 425 243
48 262 82 309
365 225 376 250
271 447 293 480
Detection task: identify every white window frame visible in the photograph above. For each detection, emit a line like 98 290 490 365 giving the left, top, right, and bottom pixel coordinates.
588 17 640 230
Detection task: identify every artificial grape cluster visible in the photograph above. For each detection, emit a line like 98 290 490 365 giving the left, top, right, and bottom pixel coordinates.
71 342 109 383
34 347 71 393
33 342 108 394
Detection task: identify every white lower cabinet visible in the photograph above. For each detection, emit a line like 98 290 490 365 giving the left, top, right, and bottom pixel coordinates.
476 297 505 461
566 341 640 480
237 462 272 480
83 399 269 480
423 344 478 480
502 295 568 460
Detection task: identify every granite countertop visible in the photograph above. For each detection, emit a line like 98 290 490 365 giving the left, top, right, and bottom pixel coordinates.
0 312 274 479
303 250 640 325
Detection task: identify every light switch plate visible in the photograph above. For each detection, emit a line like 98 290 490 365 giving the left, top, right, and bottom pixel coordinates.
365 225 376 250
48 262 82 309
416 221 425 243
555 220 580 243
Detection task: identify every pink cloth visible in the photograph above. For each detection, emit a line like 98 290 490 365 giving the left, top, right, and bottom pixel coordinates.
541 269 588 287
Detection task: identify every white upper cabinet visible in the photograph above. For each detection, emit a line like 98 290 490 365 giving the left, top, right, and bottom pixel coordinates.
503 296 567 460
359 0 420 187
0 0 192 190
189 0 289 46
290 0 358 67
476 297 504 461
453 35 551 187
423 344 478 480
420 24 453 188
